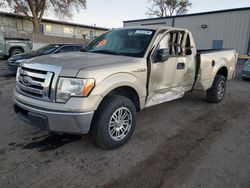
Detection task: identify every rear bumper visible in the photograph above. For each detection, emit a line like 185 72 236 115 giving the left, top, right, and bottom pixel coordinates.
13 98 94 134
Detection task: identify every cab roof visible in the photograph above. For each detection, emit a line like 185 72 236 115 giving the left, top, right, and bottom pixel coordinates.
118 25 189 32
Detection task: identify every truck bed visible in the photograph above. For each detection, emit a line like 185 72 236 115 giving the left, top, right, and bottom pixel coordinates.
193 49 237 91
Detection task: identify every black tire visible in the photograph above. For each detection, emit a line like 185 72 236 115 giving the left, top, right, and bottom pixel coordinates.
90 95 136 150
242 76 249 81
10 48 24 57
206 75 226 103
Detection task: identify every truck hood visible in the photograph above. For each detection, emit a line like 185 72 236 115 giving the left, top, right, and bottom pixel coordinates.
26 52 134 77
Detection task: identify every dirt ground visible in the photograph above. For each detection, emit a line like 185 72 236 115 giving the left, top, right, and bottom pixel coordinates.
0 59 250 188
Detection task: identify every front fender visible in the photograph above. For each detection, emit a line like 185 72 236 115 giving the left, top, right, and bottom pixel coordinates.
92 72 146 99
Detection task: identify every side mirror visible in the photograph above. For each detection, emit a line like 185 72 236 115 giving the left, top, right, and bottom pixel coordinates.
154 48 169 62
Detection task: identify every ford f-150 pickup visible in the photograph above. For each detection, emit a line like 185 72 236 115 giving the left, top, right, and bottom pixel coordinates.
13 26 237 149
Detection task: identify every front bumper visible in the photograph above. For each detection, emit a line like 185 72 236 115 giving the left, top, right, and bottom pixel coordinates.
242 69 250 79
13 98 94 134
6 60 18 72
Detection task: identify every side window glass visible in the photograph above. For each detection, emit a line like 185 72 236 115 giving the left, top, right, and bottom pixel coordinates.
153 31 192 60
169 32 175 55
158 34 170 50
152 33 170 62
55 46 74 53
168 31 192 56
170 32 183 55
74 46 83 51
185 34 192 55
176 32 183 54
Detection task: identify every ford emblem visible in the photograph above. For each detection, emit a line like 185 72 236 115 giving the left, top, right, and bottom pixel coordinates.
22 76 32 86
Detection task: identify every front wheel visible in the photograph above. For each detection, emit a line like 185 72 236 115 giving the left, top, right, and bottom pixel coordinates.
206 75 226 103
10 48 24 57
90 95 136 149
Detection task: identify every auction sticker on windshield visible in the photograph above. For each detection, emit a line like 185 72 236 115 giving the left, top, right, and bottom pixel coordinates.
135 30 153 35
98 39 107 46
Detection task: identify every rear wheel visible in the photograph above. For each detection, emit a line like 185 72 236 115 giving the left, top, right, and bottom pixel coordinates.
10 48 24 57
206 75 226 103
90 95 136 149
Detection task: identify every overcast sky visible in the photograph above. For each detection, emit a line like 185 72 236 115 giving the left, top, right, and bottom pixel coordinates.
48 0 250 29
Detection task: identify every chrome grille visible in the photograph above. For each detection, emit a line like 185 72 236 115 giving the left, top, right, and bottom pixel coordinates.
17 67 54 101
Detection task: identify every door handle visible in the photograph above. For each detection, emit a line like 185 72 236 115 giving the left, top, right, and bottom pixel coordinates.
177 62 185 69
133 68 146 72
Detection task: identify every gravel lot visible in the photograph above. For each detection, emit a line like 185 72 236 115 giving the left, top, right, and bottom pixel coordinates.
0 59 250 188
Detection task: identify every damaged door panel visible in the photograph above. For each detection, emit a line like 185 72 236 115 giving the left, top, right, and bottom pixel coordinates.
146 30 196 107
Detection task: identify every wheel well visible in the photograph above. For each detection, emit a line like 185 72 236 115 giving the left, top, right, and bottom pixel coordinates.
107 86 140 112
217 67 228 80
9 47 24 54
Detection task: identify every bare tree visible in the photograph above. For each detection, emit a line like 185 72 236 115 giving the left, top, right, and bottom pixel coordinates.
146 0 192 17
0 0 87 33
0 1 6 8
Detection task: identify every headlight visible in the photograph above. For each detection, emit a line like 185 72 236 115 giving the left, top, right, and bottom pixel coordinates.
56 78 95 103
244 62 250 70
15 59 27 65
16 67 21 82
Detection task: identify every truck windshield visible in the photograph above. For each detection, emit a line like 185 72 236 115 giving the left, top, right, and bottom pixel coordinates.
82 29 155 58
34 44 60 54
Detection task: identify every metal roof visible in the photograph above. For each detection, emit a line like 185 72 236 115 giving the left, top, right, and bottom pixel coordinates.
124 7 250 23
119 25 186 31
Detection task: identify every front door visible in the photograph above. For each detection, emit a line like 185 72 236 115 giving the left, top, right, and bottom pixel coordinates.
146 30 195 107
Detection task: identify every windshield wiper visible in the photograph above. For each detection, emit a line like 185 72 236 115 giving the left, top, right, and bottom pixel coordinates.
90 50 123 56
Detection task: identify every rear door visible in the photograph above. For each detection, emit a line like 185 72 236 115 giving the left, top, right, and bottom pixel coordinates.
146 30 195 107
0 31 5 56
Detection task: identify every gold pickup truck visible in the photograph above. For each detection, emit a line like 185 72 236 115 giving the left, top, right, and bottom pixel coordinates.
13 26 237 149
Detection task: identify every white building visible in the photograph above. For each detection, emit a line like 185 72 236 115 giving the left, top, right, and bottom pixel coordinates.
0 12 108 40
124 7 250 56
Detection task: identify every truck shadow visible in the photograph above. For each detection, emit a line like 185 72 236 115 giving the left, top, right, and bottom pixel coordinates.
23 134 82 152
0 73 16 78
